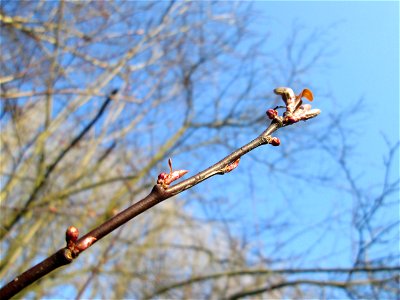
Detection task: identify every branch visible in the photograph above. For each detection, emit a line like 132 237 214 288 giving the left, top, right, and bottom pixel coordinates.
0 87 320 299
1 90 118 238
226 275 399 300
146 266 400 299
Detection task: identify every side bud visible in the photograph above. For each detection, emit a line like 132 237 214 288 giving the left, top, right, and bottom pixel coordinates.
284 115 298 125
224 158 240 173
270 137 281 146
157 172 169 185
164 170 189 186
66 226 79 244
266 109 278 120
157 158 189 188
76 236 97 251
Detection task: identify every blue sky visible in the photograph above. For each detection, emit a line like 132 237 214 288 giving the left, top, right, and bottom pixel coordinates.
258 1 399 144
197 1 399 268
258 1 399 263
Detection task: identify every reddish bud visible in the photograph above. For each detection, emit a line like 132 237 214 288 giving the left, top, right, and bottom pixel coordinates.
274 87 297 113
66 226 79 243
270 137 281 146
284 115 298 124
224 158 240 173
304 108 321 120
157 172 169 184
164 170 189 186
266 109 278 120
76 236 97 251
157 158 188 188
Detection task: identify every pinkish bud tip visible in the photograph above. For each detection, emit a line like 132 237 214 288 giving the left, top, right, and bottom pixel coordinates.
76 236 97 251
266 109 278 120
157 158 188 188
157 170 188 188
165 170 188 185
157 172 168 183
224 158 240 173
66 226 79 243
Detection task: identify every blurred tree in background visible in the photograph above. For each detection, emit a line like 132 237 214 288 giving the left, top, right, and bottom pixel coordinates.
1 1 398 299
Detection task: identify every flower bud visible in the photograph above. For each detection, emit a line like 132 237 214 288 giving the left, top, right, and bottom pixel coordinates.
157 172 168 184
165 170 189 186
270 137 280 146
157 158 188 188
224 158 240 173
66 226 79 243
284 115 298 124
266 109 278 120
304 108 321 120
76 236 97 251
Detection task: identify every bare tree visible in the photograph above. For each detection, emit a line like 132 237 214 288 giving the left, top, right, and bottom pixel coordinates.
1 1 398 299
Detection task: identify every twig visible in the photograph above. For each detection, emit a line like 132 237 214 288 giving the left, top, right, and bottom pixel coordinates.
1 90 118 239
146 266 400 299
226 275 399 300
0 87 320 299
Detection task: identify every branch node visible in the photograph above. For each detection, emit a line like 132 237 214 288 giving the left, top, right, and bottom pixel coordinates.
157 158 188 189
223 158 241 173
266 136 281 146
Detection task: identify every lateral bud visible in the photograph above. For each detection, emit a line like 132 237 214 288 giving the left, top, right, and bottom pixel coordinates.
266 109 278 120
267 136 281 146
157 158 188 189
223 158 240 173
66 226 79 244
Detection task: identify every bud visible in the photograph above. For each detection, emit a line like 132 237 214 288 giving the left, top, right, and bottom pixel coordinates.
224 158 240 173
284 115 298 125
66 226 79 243
157 172 169 185
164 170 189 186
274 87 296 102
274 87 296 113
76 236 97 251
157 158 188 188
304 108 321 120
274 87 314 115
266 109 278 120
270 137 280 146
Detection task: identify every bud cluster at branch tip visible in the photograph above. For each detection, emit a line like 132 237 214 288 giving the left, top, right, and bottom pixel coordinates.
157 158 188 189
269 87 320 125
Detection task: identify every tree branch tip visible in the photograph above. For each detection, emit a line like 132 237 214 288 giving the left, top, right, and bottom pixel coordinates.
271 86 320 126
